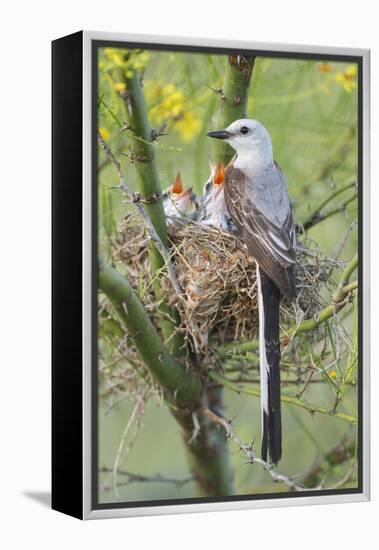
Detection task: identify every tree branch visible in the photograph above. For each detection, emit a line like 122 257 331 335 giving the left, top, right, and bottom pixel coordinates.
98 133 182 297
112 64 184 355
100 57 236 497
98 260 201 404
302 181 357 231
208 372 357 424
213 55 255 164
119 72 168 243
220 255 358 354
203 407 315 491
100 467 194 490
301 435 356 488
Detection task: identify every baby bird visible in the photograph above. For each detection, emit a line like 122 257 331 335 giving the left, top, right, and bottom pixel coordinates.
163 173 198 226
197 160 234 232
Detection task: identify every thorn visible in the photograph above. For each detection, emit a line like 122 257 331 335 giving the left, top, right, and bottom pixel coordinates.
151 123 168 141
131 192 141 203
233 96 244 106
119 122 133 133
204 84 226 102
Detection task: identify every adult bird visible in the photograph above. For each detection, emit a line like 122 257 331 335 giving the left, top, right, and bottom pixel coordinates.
207 119 296 464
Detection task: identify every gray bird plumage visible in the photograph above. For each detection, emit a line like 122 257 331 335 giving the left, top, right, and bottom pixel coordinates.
224 161 296 300
208 118 297 464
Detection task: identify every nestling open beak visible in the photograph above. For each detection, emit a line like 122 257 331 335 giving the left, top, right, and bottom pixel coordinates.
213 161 225 186
207 130 233 140
180 187 195 199
171 173 183 194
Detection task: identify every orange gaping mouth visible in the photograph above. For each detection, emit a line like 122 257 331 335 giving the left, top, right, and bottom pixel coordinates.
212 161 225 186
171 173 183 195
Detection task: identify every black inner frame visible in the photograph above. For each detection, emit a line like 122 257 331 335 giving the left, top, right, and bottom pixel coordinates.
92 39 364 511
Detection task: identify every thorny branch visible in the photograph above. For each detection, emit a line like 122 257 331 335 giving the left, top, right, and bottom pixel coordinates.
203 408 310 491
98 132 183 297
100 467 194 491
302 180 357 231
208 371 357 424
111 388 148 499
213 55 255 164
302 435 356 487
220 254 358 356
203 408 355 492
98 261 201 403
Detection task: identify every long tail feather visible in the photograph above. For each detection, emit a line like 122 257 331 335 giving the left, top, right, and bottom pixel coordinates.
257 266 282 464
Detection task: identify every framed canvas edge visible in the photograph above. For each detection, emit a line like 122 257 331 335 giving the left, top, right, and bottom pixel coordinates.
82 30 370 520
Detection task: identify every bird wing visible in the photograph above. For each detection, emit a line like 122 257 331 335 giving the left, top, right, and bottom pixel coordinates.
224 163 296 299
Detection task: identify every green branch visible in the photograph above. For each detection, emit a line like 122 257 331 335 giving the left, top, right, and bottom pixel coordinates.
112 66 184 354
301 435 356 487
288 282 357 339
220 256 358 355
213 56 255 164
98 260 200 404
302 181 357 231
209 371 357 424
120 72 167 242
99 260 234 496
333 255 358 302
98 133 182 297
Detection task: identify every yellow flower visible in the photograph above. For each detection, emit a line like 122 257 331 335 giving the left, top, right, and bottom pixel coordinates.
132 50 150 70
318 62 332 73
335 64 357 92
162 83 176 95
345 64 357 78
103 48 150 76
148 83 186 124
329 370 337 379
104 48 125 67
146 81 200 142
114 82 126 92
99 127 110 141
174 111 201 142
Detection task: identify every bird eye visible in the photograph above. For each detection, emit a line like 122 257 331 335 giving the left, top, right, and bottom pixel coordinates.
205 181 212 192
162 192 168 200
240 126 249 135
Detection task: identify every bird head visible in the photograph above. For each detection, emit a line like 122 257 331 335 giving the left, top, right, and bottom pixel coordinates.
163 173 198 223
207 119 273 162
203 160 225 197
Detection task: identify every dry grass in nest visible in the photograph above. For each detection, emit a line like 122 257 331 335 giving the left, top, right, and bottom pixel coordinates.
168 223 339 354
168 224 259 353
112 214 341 357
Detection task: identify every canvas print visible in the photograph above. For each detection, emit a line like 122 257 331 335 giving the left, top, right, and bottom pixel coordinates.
96 44 360 506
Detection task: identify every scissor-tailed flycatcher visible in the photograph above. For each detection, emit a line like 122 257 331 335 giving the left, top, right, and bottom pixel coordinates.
163 173 198 225
208 119 296 464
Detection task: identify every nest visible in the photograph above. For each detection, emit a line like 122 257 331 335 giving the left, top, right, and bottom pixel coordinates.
112 214 341 357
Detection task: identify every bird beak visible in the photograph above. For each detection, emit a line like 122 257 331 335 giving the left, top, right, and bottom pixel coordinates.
208 156 216 174
207 130 232 140
171 173 183 194
180 187 194 199
213 161 225 185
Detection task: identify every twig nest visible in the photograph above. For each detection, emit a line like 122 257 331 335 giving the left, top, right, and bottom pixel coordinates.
167 224 259 353
113 215 341 357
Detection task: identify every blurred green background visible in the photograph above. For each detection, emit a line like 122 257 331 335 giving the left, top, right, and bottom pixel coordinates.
97 48 358 504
